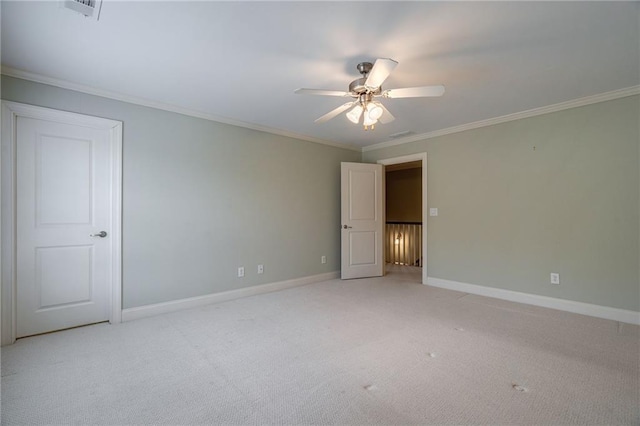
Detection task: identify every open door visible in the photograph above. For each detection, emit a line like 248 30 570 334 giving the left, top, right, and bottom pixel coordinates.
341 162 384 279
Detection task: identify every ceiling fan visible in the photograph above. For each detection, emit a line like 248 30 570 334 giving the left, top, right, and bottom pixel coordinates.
295 58 445 130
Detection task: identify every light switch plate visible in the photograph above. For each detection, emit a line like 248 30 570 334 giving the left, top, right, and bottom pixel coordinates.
429 208 438 217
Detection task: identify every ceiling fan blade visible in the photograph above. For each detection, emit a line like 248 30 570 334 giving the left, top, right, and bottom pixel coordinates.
384 85 445 98
378 104 395 124
315 102 356 123
295 88 351 97
365 58 398 89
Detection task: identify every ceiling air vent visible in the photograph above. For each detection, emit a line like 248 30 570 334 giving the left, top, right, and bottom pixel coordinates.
389 130 414 139
61 0 103 20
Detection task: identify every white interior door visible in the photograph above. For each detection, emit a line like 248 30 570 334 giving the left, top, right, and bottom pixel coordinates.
16 116 113 337
341 162 384 279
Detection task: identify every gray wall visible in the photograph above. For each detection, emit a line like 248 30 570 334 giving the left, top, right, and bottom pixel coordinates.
4 75 638 313
2 76 360 309
386 168 422 223
365 95 640 312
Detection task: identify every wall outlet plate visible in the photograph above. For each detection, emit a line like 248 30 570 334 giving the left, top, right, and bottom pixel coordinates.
550 273 560 285
238 266 245 278
257 264 264 274
429 208 438 217
321 255 327 264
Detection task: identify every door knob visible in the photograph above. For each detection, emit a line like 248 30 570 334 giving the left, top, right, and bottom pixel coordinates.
343 225 353 229
91 231 107 238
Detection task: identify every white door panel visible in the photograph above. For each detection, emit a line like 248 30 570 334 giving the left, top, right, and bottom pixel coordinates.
36 245 93 308
37 135 93 225
16 117 111 337
348 171 377 220
341 162 384 279
349 231 377 265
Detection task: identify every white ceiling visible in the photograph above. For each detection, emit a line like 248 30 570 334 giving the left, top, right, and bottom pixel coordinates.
2 1 639 149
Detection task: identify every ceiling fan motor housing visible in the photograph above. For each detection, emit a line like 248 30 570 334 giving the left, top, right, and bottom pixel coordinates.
349 77 368 94
349 62 382 95
349 78 382 96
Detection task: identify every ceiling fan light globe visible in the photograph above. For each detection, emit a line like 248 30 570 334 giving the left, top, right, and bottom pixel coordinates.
363 114 378 127
346 104 363 124
367 103 383 120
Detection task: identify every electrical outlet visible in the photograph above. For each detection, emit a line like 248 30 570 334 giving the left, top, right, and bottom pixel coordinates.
238 266 244 278
429 208 438 217
550 273 560 285
257 264 264 274
321 255 327 264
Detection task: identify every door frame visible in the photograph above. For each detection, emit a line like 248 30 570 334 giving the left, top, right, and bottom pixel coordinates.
1 101 123 345
377 152 428 285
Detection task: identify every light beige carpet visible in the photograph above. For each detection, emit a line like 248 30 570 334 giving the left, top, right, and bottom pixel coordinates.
1 266 638 425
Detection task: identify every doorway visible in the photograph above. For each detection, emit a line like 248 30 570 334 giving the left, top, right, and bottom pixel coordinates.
377 153 428 284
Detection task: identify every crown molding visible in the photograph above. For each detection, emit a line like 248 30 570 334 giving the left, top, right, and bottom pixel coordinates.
4 66 637 155
363 85 640 152
0 66 361 153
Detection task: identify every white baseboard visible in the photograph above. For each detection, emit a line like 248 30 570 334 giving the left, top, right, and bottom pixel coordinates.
122 271 340 322
427 277 640 325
